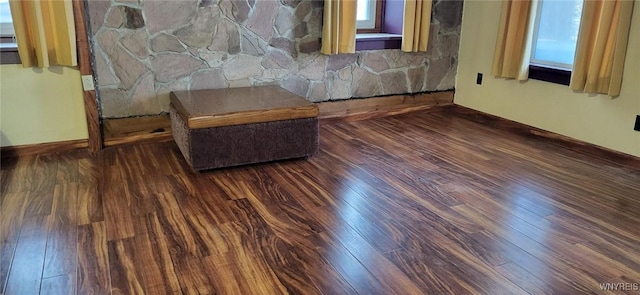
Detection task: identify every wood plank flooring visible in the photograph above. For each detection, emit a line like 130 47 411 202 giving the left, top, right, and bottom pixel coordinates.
1 106 640 294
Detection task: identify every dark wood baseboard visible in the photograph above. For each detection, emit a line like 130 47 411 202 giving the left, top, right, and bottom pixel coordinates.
318 91 454 122
0 139 89 158
103 114 172 147
449 105 640 169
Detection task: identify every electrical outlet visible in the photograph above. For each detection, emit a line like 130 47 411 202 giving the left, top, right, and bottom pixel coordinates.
634 115 640 131
476 73 483 85
81 75 95 91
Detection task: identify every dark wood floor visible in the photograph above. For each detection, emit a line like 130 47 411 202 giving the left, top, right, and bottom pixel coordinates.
2 107 640 295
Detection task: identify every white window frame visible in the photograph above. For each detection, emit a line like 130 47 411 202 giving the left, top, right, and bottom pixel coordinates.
529 0 580 70
357 0 377 30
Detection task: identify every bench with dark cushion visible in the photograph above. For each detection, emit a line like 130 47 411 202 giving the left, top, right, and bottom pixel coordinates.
169 86 319 170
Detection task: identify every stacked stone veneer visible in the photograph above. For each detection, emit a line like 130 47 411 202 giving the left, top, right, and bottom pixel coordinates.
87 0 462 118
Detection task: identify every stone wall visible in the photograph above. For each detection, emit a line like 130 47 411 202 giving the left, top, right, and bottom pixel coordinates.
87 0 462 118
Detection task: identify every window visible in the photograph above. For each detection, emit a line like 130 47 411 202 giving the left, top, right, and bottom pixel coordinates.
531 0 584 69
357 0 377 30
355 0 403 50
529 0 584 84
0 0 14 37
357 0 384 33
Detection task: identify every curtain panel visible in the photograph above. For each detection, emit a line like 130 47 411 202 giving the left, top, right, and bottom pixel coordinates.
402 0 432 52
570 0 635 97
9 0 77 68
321 0 357 54
491 0 537 80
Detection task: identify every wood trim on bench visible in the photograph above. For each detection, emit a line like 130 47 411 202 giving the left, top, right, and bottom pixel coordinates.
170 86 319 129
183 106 319 129
0 139 88 158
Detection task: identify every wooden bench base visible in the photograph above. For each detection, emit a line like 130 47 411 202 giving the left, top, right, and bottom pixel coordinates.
169 86 319 170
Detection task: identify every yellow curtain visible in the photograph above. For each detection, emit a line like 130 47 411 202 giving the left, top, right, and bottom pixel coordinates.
402 0 432 52
8 0 77 67
570 0 634 97
491 0 537 80
321 0 357 54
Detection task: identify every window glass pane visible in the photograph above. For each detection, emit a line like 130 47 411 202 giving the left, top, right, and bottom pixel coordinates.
357 0 370 20
0 0 12 24
533 0 583 66
0 0 13 37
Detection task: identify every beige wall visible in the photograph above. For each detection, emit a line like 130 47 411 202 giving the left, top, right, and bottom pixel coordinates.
455 0 640 157
0 65 88 147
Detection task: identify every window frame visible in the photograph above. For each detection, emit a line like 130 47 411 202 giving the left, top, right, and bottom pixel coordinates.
529 65 571 86
357 0 384 33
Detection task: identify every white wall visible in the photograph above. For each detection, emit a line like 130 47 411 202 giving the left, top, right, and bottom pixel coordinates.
455 0 640 157
0 65 88 147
